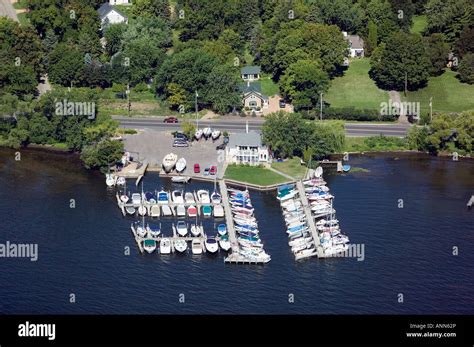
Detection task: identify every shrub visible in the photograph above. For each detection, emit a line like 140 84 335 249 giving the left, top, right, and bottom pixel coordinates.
303 107 397 122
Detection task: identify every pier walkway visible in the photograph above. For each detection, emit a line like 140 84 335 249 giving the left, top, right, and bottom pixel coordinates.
219 180 239 253
296 181 325 258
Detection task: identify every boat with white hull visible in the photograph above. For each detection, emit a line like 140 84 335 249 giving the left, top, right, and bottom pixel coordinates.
191 239 203 254
175 158 186 173
174 239 188 253
205 236 219 253
160 238 171 254
162 153 178 173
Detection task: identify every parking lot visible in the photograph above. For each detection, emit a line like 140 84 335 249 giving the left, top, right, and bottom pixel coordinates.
123 129 226 179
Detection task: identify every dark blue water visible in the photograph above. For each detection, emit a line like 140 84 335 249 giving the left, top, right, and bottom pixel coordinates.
0 149 473 314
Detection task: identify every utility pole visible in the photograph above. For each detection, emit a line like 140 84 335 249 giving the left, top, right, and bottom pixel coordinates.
195 90 199 129
320 92 323 121
404 72 408 97
126 84 131 117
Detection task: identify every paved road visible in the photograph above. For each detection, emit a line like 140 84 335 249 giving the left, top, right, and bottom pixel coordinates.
115 116 411 137
0 0 18 21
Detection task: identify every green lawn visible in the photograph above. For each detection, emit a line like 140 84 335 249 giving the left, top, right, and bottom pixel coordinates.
13 0 28 9
325 58 389 110
403 70 474 113
271 157 307 179
411 15 427 35
224 165 288 186
260 75 280 96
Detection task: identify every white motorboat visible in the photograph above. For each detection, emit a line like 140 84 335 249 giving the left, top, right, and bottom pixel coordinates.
231 206 254 214
211 129 221 140
219 236 231 251
146 224 161 237
176 221 188 236
157 190 169 204
131 193 142 205
172 190 184 204
160 238 171 254
125 206 136 215
120 193 129 203
187 205 197 217
315 218 339 227
294 248 317 260
176 205 186 217
171 176 190 183
162 153 178 173
277 190 297 201
314 166 323 178
138 205 147 216
133 223 146 238
217 224 227 236
205 236 219 253
289 236 314 247
105 173 116 187
150 205 160 217
194 129 203 140
197 190 210 204
191 239 203 254
190 224 203 237
202 127 212 139
174 239 188 253
292 241 314 253
161 205 173 216
210 191 221 204
143 239 157 254
175 157 186 173
213 205 224 217
184 192 195 204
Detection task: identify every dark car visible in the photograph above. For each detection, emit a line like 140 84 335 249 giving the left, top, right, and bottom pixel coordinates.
216 143 226 150
174 132 188 141
210 166 217 175
164 117 178 123
279 100 286 108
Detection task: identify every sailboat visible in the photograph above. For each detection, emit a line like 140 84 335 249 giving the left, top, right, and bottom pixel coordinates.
162 153 178 173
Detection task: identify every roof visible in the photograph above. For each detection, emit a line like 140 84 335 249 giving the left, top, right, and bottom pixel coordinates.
241 66 261 75
240 82 268 100
98 3 127 19
347 35 364 50
228 131 263 148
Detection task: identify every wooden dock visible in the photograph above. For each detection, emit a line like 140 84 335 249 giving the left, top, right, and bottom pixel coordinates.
219 180 239 253
319 160 343 173
295 181 325 258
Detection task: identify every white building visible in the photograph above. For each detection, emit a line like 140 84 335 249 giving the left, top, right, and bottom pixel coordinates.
226 131 269 166
342 31 364 58
109 0 131 5
98 3 128 30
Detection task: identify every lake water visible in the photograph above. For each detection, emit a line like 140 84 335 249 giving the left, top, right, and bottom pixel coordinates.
0 148 472 314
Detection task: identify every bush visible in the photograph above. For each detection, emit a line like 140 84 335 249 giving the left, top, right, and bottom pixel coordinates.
302 107 398 122
133 82 149 93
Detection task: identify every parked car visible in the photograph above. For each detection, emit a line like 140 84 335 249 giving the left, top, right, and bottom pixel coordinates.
174 132 188 140
203 167 210 176
216 143 226 150
279 99 286 108
223 136 229 144
194 163 200 173
210 166 217 175
173 140 188 147
164 117 178 123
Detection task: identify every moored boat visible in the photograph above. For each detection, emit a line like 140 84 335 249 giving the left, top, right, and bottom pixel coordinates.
176 221 188 237
205 236 219 253
213 205 224 217
202 205 212 217
191 239 203 254
143 239 157 253
174 239 188 253
187 205 197 217
160 238 171 254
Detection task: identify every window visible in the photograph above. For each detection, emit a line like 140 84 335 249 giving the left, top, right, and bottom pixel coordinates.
249 101 257 107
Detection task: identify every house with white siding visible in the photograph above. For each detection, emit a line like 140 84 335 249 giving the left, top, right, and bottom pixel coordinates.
98 3 128 30
226 131 269 166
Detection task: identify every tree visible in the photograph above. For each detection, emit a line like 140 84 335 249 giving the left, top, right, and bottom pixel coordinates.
132 0 171 21
366 20 378 56
307 0 365 33
104 24 126 57
122 38 165 85
166 83 187 110
423 34 450 76
458 54 474 84
205 65 241 114
47 43 84 87
81 139 124 171
365 0 399 43
455 26 474 58
280 60 330 111
425 0 472 43
369 32 431 91
180 121 196 140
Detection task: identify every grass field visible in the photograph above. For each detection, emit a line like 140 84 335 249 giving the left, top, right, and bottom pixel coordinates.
260 75 280 96
325 58 388 110
411 15 427 34
343 136 409 152
271 157 307 179
403 70 474 113
224 165 288 186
